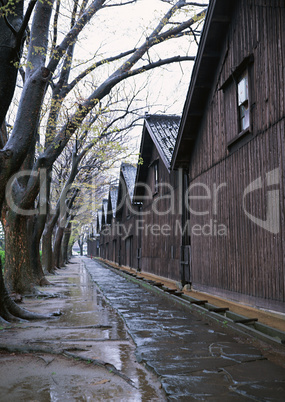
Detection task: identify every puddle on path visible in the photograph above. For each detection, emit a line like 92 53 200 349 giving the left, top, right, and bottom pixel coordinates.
0 258 165 401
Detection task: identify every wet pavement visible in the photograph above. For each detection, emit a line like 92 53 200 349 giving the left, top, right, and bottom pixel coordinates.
0 258 164 401
83 257 285 401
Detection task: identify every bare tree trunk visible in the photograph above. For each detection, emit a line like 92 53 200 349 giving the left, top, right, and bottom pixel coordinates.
0 0 26 127
53 225 65 268
30 215 51 285
61 221 72 265
5 212 32 294
0 254 50 322
78 236 84 256
42 229 54 274
67 241 74 261
4 212 45 294
3 133 49 293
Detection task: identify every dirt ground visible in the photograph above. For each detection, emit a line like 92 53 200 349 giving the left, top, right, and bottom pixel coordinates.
0 258 165 401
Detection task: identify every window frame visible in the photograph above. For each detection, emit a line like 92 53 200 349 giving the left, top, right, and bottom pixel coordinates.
148 158 159 195
153 161 159 195
221 54 254 149
237 69 250 134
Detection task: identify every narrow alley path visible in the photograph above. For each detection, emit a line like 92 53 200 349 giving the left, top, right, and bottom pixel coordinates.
83 257 285 401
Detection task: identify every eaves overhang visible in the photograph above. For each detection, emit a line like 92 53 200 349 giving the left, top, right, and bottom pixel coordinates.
171 0 236 169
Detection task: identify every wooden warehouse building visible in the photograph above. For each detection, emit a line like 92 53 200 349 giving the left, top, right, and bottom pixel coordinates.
89 0 285 311
172 0 285 306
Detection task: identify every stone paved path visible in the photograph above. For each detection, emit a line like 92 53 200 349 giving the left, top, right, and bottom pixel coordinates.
83 257 285 401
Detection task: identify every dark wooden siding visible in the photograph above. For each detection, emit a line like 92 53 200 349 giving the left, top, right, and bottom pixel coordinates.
100 201 140 269
139 145 182 281
87 238 99 257
190 124 285 300
188 0 285 302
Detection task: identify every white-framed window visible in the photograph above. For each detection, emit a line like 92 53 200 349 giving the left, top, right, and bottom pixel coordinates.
222 55 254 149
237 70 250 132
153 162 159 193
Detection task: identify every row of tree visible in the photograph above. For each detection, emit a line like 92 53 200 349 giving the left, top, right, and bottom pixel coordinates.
0 0 207 321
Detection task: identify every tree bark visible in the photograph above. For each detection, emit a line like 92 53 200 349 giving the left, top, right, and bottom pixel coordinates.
4 212 44 294
42 228 54 274
78 236 84 256
53 225 65 268
61 221 72 265
0 0 25 127
67 240 74 261
0 258 48 322
30 215 51 286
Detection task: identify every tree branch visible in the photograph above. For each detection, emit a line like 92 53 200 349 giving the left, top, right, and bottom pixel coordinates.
103 0 137 7
47 0 106 74
16 0 38 50
26 0 54 75
108 5 206 77
50 0 61 58
149 8 207 47
184 2 208 6
61 48 136 99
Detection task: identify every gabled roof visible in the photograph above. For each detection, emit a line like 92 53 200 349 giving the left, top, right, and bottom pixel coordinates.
171 0 236 169
144 114 180 170
96 209 102 232
101 199 108 225
121 163 137 202
116 162 137 220
134 114 180 201
110 186 119 216
107 186 119 223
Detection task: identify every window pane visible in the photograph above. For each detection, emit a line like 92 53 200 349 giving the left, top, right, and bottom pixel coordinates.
238 72 248 106
240 102 250 131
154 163 158 192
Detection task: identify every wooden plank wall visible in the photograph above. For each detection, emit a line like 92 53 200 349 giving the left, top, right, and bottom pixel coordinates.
87 239 98 257
190 123 284 301
140 146 181 281
188 0 285 301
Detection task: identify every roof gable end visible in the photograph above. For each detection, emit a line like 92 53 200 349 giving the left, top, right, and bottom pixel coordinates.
171 0 236 168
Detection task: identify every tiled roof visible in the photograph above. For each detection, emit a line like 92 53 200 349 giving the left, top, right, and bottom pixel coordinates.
109 187 118 217
102 199 108 222
121 163 137 201
145 114 180 169
97 209 102 230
